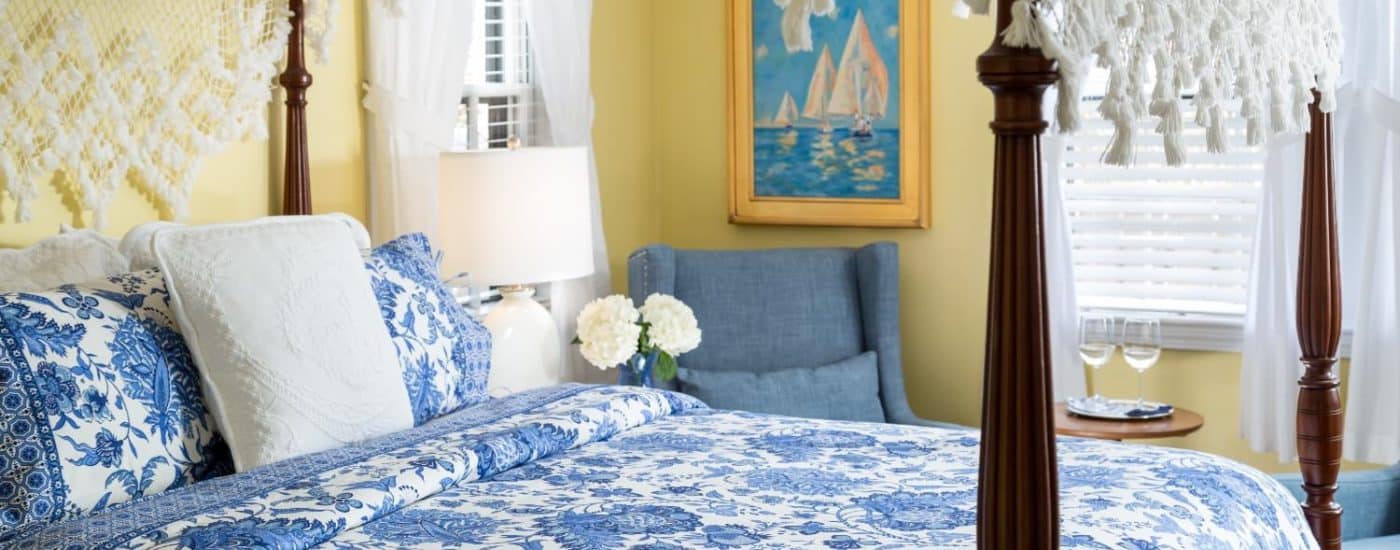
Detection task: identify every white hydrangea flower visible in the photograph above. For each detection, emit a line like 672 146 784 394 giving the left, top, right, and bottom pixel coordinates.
639 293 702 356
575 295 642 369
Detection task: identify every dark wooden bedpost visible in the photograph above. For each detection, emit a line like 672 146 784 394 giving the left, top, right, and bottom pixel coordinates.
1296 91 1343 550
976 1 1061 548
280 0 313 215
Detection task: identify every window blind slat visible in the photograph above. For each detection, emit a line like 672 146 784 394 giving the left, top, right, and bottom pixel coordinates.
1065 166 1263 182
1065 181 1259 200
1072 250 1252 270
1071 234 1253 252
1069 217 1255 234
1066 199 1258 216
1074 266 1248 286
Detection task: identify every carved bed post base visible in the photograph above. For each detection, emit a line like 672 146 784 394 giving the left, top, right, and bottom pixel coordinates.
1296 92 1343 550
976 37 1061 549
280 0 313 216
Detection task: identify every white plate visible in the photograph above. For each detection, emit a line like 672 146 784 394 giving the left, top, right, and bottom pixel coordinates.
1066 397 1174 420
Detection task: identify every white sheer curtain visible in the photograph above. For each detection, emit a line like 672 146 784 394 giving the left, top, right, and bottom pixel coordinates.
1341 2 1400 465
1043 93 1088 401
362 0 475 244
522 0 611 384
1239 134 1306 462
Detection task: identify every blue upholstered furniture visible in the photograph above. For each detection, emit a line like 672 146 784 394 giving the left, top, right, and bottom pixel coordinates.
627 242 956 428
1277 464 1400 548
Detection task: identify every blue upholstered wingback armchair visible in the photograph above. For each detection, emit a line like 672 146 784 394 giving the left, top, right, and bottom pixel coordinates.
627 242 956 428
1277 464 1400 548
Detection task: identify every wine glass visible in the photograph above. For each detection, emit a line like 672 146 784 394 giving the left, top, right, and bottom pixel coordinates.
1121 317 1162 409
1078 313 1116 406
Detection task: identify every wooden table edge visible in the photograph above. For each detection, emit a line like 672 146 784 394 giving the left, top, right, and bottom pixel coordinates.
1053 402 1205 440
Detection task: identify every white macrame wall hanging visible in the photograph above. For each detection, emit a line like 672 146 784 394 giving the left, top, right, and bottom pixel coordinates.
0 0 340 228
955 0 1343 166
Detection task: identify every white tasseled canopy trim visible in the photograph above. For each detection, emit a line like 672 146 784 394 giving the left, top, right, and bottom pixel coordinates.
955 0 1343 167
0 0 342 228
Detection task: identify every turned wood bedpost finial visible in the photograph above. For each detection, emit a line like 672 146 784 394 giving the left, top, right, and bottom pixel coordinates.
1296 91 1343 550
280 0 313 216
977 1 1061 548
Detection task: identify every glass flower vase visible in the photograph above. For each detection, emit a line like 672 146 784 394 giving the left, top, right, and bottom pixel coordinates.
616 350 659 388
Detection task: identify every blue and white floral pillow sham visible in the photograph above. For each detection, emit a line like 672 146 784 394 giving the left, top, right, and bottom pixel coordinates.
367 233 492 425
0 269 224 535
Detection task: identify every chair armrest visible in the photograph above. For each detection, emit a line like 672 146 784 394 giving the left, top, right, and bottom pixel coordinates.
1276 464 1400 541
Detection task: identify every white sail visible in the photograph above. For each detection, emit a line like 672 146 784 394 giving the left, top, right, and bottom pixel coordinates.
802 45 837 120
773 91 799 126
862 78 886 119
826 9 889 119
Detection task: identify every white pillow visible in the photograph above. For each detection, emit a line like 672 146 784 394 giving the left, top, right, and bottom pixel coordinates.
0 230 128 290
122 213 373 270
151 216 413 471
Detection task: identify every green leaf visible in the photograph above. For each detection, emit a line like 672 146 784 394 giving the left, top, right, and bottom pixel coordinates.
654 351 678 382
571 335 582 345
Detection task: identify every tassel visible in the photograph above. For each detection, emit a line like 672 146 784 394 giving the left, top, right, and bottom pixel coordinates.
1102 118 1136 166
1001 0 1041 48
1318 64 1339 113
1056 76 1083 133
1206 107 1228 154
16 198 31 224
1151 95 1185 165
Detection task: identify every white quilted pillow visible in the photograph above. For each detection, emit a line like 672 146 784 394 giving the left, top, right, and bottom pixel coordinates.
0 230 128 290
122 213 372 270
151 216 413 471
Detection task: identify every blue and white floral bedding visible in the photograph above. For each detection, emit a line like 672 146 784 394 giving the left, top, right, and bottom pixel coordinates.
6 385 1316 549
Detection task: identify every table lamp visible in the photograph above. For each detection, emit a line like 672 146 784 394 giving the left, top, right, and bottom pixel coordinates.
438 147 594 394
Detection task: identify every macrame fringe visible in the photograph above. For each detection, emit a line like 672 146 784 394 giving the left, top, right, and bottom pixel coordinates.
0 1 340 228
979 0 1344 166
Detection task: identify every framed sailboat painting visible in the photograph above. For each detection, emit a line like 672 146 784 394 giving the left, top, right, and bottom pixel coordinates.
728 0 930 227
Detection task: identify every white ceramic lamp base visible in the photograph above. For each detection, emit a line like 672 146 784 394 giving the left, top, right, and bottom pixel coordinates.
482 286 561 395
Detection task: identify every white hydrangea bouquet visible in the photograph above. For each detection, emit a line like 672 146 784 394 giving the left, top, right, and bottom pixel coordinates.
574 293 702 386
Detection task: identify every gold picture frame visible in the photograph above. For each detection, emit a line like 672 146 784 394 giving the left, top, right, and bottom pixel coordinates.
728 0 930 228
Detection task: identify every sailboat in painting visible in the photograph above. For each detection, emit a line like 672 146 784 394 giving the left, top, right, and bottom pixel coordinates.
827 9 888 138
802 45 837 133
772 91 800 128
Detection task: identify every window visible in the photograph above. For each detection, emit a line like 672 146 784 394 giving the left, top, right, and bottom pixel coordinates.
1059 72 1266 350
454 0 534 151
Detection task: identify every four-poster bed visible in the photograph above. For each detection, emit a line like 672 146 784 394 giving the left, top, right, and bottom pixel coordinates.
0 1 1342 548
973 1 1344 548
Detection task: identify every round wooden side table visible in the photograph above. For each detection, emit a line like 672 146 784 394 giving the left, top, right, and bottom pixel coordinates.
1054 402 1204 441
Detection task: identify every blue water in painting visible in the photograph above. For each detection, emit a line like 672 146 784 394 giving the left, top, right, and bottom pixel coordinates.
754 127 900 199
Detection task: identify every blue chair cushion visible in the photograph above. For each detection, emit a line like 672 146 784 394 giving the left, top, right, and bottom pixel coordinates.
676 351 885 422
668 248 865 373
1344 534 1400 549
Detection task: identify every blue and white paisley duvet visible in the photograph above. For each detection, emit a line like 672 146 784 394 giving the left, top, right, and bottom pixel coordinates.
7 385 1315 549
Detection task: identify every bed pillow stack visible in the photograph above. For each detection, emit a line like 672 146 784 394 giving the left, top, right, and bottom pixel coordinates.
0 214 495 535
0 269 226 533
366 233 492 425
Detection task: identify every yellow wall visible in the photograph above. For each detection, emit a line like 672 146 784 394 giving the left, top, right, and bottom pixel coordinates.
645 1 1376 475
591 1 659 290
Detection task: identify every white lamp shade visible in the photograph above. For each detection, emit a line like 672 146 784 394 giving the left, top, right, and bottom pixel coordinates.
438 147 595 287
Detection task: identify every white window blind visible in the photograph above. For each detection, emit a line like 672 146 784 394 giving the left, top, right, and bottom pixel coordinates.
1061 90 1265 322
454 0 535 151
